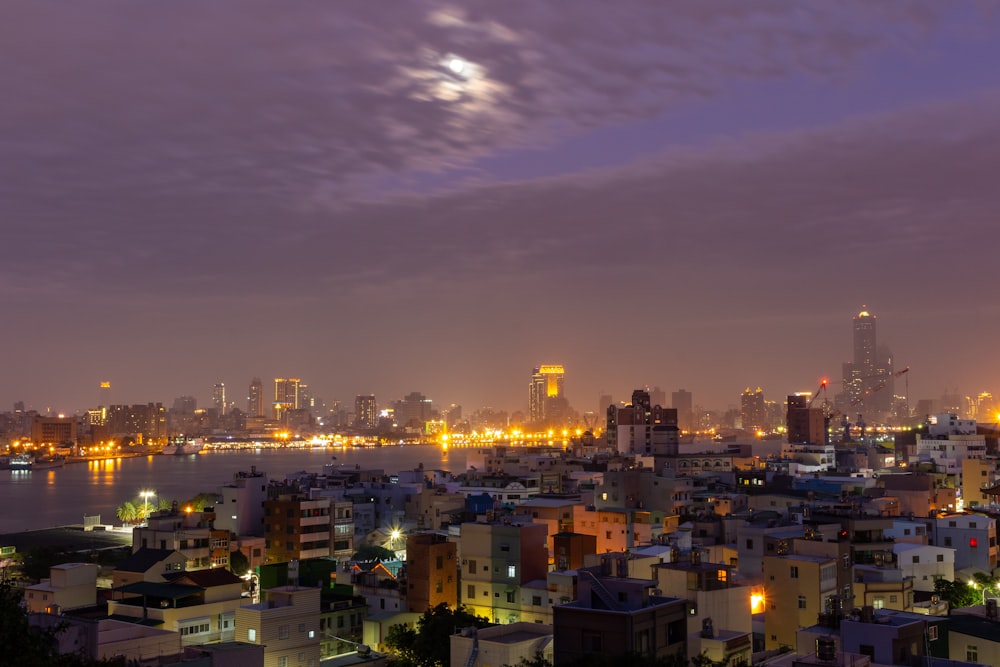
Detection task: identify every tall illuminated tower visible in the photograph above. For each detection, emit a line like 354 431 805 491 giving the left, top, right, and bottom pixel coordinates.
248 377 264 418
212 382 226 416
355 394 377 429
273 378 300 419
529 364 565 423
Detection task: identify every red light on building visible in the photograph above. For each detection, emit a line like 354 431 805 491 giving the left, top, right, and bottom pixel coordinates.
970 538 978 548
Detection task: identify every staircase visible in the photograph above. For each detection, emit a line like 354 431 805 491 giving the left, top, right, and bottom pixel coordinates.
465 633 479 667
580 569 619 611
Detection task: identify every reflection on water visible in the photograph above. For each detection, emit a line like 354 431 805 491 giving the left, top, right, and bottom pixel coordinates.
0 446 466 534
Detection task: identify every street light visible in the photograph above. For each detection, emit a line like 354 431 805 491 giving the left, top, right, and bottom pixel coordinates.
139 490 156 524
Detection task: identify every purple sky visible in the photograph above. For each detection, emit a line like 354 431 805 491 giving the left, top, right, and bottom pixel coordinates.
4 2 1000 416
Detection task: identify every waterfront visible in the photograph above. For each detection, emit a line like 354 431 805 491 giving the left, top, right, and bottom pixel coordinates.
0 445 467 534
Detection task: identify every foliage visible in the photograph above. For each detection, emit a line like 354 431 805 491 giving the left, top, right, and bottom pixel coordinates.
183 492 220 512
0 580 127 666
385 603 491 667
352 544 396 562
18 546 75 583
115 501 138 525
934 578 979 609
229 549 250 577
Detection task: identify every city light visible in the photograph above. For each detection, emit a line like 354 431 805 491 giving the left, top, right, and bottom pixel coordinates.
139 489 156 523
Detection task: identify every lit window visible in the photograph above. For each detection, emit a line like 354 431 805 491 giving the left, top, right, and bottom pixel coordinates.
248 629 256 642
507 565 516 578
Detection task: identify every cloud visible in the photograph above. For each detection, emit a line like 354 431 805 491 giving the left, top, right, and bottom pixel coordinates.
1 0 960 208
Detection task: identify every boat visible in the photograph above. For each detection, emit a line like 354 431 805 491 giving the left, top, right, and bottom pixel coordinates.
8 453 65 471
32 455 66 470
162 437 205 455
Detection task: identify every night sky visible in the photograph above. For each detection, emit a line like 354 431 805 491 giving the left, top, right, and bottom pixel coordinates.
4 2 1000 416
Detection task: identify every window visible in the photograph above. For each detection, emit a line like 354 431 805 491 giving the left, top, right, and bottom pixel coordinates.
506 591 515 603
532 595 542 606
507 565 516 578
248 629 257 642
944 537 953 547
278 625 290 640
278 658 288 667
746 539 754 549
936 554 944 562
717 569 728 582
912 555 920 564
967 645 978 662
436 555 443 569
873 597 885 610
927 626 938 641
798 595 807 609
468 560 476 575
790 566 799 579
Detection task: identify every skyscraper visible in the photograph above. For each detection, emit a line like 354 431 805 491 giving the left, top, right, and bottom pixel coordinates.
355 394 377 429
273 378 300 419
741 387 766 433
842 306 894 416
529 364 565 423
212 382 226 416
248 377 264 418
671 389 693 432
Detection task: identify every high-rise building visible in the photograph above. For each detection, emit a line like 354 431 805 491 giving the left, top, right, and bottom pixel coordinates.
212 383 226 416
740 387 766 433
672 389 693 432
273 378 300 419
395 392 433 430
842 307 894 417
786 394 826 445
355 394 377 429
247 377 264 418
606 390 679 457
529 364 565 424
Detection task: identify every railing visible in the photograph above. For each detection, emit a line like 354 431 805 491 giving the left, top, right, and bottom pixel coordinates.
579 570 619 611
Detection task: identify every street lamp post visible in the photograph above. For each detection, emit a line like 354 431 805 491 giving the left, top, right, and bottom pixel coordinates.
139 490 155 525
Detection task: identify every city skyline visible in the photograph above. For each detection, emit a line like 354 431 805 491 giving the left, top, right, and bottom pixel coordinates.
4 4 1000 414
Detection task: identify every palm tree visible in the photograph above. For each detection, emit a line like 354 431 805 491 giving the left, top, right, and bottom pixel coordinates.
116 501 138 525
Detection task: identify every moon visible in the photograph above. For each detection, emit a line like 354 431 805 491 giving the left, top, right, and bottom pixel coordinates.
447 57 466 75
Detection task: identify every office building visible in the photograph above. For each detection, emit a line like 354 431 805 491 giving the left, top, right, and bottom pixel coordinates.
672 389 693 432
741 387 766 433
273 378 300 419
248 377 264 418
787 394 826 445
606 389 678 457
355 394 377 429
842 307 895 417
529 364 566 424
211 382 226 416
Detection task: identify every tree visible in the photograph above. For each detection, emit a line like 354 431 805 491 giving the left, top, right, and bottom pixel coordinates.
385 604 490 667
229 549 250 577
934 578 979 609
115 501 137 525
